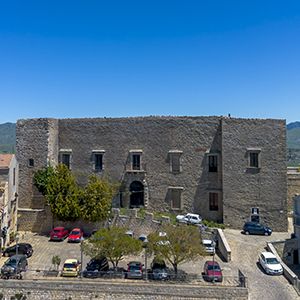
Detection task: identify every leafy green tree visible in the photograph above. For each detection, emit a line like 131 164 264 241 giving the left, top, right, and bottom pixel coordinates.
44 164 82 221
33 165 55 195
147 224 205 274
83 226 142 269
82 175 118 222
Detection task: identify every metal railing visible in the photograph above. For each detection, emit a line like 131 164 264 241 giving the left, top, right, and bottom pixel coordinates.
9 268 246 287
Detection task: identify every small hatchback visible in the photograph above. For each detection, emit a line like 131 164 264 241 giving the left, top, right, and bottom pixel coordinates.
1 255 28 279
126 261 143 279
83 257 109 278
50 227 69 241
202 239 215 255
61 259 81 277
259 252 283 275
68 228 83 243
203 261 223 282
3 243 33 258
243 222 272 236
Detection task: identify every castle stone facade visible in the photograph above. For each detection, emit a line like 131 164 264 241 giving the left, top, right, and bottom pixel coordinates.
16 116 288 232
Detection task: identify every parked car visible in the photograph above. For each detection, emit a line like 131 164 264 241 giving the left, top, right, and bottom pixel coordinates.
202 239 215 255
176 213 202 225
126 261 143 279
1 255 28 279
49 227 69 241
203 261 223 282
68 228 83 243
258 251 283 275
125 230 134 238
138 234 148 243
61 259 81 277
82 257 109 278
3 243 33 258
157 231 170 246
150 257 169 280
243 222 272 236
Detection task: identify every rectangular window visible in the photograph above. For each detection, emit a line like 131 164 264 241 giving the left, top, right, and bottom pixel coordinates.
59 149 72 169
132 154 141 170
249 152 259 168
208 155 218 172
170 188 182 209
13 168 16 186
28 159 34 167
169 151 183 174
61 154 70 169
94 154 103 171
209 193 219 211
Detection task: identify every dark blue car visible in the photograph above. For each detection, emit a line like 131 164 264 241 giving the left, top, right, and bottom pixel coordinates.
243 222 272 236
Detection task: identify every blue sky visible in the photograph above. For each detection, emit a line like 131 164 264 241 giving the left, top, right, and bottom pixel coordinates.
0 1 300 123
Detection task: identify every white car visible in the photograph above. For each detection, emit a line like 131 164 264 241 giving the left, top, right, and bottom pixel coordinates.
176 213 202 225
259 252 283 275
202 239 215 255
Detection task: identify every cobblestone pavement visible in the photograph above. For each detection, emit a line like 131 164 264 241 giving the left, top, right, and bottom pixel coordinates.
224 228 299 300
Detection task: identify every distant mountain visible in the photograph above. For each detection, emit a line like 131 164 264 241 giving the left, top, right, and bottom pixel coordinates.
0 120 299 164
287 121 300 130
0 123 16 153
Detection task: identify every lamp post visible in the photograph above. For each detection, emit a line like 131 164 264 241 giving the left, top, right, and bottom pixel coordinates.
15 233 19 256
212 240 216 283
143 239 148 281
80 236 84 278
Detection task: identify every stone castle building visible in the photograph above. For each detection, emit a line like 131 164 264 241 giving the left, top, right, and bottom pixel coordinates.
16 116 288 232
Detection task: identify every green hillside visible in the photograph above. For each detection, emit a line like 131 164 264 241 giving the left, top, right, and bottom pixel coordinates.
0 123 16 153
287 127 300 149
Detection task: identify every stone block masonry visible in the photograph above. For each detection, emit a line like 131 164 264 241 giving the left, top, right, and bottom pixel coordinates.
0 279 249 300
16 116 288 233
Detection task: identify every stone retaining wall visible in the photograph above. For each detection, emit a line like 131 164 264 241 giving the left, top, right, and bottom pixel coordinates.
0 279 248 300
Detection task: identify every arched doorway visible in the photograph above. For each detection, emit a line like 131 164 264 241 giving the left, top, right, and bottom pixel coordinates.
129 181 144 208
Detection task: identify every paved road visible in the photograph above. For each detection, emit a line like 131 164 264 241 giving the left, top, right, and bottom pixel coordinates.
224 229 299 300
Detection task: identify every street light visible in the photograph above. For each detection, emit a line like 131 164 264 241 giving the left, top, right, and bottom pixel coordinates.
143 239 148 281
15 233 19 256
80 236 84 278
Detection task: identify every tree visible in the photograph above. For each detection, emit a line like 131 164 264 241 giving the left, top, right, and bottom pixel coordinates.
147 224 205 274
43 164 82 221
82 175 118 222
33 165 55 195
83 226 142 269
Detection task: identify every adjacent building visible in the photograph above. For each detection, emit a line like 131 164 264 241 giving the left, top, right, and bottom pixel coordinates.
0 154 18 247
16 116 288 233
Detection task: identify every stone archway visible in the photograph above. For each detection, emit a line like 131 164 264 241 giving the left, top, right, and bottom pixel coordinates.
129 181 144 208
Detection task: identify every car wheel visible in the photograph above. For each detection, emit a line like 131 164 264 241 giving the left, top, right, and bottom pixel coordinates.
245 231 250 235
264 232 269 236
4 252 9 257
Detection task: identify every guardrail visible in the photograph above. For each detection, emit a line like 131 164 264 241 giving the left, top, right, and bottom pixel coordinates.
14 268 244 287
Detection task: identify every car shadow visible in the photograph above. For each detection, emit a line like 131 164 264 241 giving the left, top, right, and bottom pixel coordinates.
256 261 266 274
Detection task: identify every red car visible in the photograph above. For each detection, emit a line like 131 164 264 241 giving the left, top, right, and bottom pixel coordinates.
68 228 83 243
49 227 69 241
203 261 223 282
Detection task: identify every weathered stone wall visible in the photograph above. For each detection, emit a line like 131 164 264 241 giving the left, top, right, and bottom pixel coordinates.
16 116 287 232
287 167 300 213
0 279 249 300
16 119 59 208
58 116 222 220
222 118 288 231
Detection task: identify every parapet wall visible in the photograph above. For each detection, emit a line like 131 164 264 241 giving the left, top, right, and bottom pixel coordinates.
0 279 249 300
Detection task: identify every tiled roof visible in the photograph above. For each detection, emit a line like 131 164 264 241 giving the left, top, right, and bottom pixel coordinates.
0 154 13 169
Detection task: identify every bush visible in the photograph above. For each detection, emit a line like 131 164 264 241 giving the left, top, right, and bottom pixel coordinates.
202 219 225 229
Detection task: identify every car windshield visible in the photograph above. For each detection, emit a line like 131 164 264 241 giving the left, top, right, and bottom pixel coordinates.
129 265 141 271
266 257 279 264
207 265 221 271
70 231 80 235
6 259 17 266
64 263 76 268
53 229 61 233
